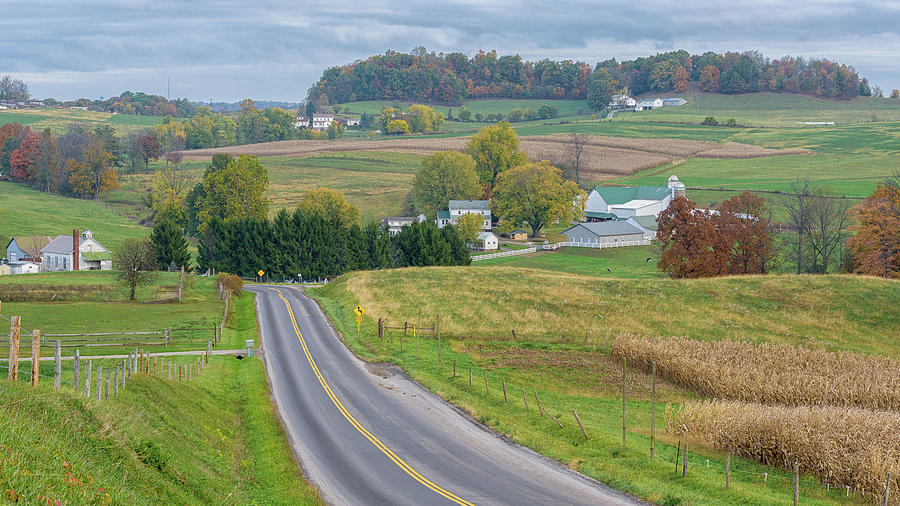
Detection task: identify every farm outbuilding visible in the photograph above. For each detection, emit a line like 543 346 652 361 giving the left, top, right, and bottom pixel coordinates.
476 232 499 250
561 222 645 245
507 229 528 241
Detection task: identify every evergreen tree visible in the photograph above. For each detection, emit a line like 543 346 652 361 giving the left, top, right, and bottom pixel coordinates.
150 216 190 270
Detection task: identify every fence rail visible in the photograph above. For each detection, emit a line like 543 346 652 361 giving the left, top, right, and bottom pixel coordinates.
542 239 652 251
1 327 217 349
470 247 537 262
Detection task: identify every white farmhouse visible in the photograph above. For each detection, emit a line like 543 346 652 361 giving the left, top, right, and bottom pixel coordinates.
584 175 685 220
436 200 491 230
294 115 309 128
608 95 637 109
381 214 427 237
311 113 334 131
41 230 112 272
344 118 361 127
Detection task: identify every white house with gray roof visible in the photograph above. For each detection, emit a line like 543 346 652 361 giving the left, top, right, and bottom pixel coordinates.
41 230 112 272
436 200 492 230
561 221 645 246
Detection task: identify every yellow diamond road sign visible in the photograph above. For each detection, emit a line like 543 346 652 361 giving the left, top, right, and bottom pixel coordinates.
258 270 264 277
354 305 365 316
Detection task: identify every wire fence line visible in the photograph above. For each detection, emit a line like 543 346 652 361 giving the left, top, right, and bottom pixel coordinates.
371 316 876 504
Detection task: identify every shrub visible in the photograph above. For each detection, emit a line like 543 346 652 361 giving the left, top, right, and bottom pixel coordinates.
217 273 244 297
725 118 737 127
702 116 718 126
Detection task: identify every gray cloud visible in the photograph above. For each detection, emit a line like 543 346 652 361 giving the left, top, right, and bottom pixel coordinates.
1 0 897 101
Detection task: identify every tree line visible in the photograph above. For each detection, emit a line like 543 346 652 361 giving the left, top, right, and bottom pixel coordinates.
308 48 870 108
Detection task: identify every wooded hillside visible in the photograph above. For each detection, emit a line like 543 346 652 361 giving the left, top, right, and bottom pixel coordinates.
308 48 869 106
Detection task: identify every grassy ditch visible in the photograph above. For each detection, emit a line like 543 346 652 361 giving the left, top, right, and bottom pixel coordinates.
0 291 319 505
308 270 887 505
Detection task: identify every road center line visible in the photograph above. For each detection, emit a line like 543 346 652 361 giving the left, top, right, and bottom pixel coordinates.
273 288 475 506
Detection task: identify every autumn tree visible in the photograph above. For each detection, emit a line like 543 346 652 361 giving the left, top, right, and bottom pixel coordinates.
296 188 360 229
196 154 269 232
456 212 484 245
567 132 587 185
465 121 528 190
68 139 118 199
386 119 410 135
699 65 721 92
151 164 194 225
114 238 157 301
586 68 613 111
846 180 900 278
412 151 482 217
492 161 585 237
717 192 774 274
0 75 29 100
9 132 42 181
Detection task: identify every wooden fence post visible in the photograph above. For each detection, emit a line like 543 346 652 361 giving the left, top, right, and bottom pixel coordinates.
95 366 102 400
468 366 472 386
650 360 656 458
675 442 681 475
573 410 587 439
84 360 91 397
522 387 529 410
54 340 61 390
73 349 80 391
31 329 40 387
8 315 20 381
534 390 543 416
884 472 891 506
501 377 508 404
114 367 119 397
206 341 211 365
622 356 627 448
404 321 408 337
726 453 731 490
792 461 798 505
104 368 109 401
154 356 158 376
682 444 688 478
452 359 456 378
483 370 489 395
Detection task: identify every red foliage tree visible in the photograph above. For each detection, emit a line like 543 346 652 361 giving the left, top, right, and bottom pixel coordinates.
846 181 900 278
657 193 774 278
9 131 42 181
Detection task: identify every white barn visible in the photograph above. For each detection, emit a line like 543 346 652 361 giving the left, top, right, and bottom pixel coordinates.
635 98 663 111
561 222 645 245
585 175 685 219
475 232 499 251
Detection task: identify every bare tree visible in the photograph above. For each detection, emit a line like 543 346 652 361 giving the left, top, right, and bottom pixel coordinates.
784 179 813 273
806 195 850 273
568 132 587 185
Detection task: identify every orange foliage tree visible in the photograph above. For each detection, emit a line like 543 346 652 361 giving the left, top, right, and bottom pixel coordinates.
656 193 773 278
9 131 42 181
846 181 900 278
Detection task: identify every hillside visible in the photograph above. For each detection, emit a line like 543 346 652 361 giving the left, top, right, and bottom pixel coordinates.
0 108 170 135
311 268 896 505
0 181 148 253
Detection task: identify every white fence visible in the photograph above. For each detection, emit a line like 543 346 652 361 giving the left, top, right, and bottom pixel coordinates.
542 239 651 250
470 247 537 262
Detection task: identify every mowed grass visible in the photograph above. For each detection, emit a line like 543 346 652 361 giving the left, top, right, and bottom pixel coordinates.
310 270 889 505
616 92 900 127
0 290 319 505
476 245 663 279
0 108 170 135
0 182 148 252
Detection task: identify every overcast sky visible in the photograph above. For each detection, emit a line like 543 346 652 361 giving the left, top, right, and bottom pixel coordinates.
1 0 898 102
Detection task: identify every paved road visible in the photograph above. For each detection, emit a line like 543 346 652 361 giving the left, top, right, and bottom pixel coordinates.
250 285 640 506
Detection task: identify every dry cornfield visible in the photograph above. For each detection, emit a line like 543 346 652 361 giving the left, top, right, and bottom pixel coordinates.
667 400 900 503
177 133 802 181
611 336 900 411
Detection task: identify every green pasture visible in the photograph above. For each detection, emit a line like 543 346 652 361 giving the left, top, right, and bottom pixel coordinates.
0 108 170 135
475 245 663 279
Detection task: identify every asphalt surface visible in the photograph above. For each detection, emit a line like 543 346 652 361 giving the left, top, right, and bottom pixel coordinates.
249 285 640 506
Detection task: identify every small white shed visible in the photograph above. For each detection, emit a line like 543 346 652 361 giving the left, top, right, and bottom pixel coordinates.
476 232 499 251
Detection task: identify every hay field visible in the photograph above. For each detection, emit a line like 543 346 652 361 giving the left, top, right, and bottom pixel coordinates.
176 134 801 180
612 337 900 410
668 400 900 501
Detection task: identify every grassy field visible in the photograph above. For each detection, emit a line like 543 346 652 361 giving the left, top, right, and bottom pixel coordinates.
0 108 170 135
116 151 426 224
336 98 590 117
311 269 896 505
0 271 228 356
476 245 663 279
0 289 319 505
0 182 148 253
616 92 900 127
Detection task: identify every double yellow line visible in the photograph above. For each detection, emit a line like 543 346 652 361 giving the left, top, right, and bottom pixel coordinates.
274 289 475 506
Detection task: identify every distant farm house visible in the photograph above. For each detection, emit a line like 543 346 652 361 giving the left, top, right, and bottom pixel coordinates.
311 113 334 131
436 200 492 230
41 229 112 272
381 214 426 237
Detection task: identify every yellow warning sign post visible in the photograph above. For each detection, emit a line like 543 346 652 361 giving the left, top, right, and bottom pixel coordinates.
258 270 265 283
354 305 365 335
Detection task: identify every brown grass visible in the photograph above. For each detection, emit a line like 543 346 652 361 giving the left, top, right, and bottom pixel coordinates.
176 134 802 181
667 400 900 502
611 336 900 411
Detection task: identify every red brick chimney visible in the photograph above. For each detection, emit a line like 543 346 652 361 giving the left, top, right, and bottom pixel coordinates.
72 229 79 271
